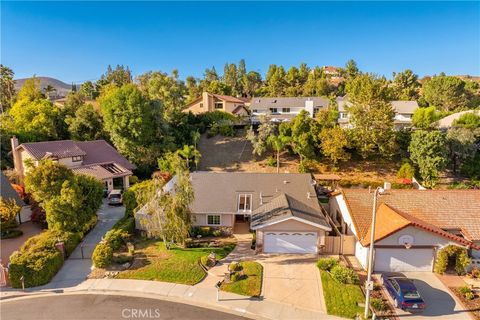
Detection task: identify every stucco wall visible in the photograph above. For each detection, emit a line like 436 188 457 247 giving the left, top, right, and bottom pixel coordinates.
261 219 321 231
192 213 234 227
329 195 357 236
58 157 82 168
376 225 460 248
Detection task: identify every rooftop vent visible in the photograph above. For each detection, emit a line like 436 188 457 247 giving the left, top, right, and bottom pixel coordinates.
384 182 391 190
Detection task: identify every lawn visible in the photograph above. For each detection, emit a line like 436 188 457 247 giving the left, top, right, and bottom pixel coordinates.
115 240 235 285
320 271 365 319
221 261 263 297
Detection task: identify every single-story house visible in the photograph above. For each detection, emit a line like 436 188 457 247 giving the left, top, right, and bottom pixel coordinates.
136 172 331 254
184 92 249 116
11 137 136 191
329 188 480 272
249 97 329 123
0 171 30 224
337 97 418 130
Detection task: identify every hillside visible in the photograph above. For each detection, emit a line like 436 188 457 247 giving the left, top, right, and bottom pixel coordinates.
14 76 78 98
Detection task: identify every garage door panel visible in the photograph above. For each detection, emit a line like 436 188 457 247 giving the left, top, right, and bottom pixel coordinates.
374 248 433 272
264 232 317 254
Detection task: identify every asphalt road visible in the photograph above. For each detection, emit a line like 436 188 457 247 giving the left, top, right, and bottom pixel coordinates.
1 294 249 320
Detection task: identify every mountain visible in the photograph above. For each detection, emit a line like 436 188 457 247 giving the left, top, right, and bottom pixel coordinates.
14 77 78 98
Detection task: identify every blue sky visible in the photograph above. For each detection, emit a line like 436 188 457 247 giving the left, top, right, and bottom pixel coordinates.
1 1 479 83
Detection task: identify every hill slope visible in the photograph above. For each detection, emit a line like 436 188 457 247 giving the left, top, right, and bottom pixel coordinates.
14 77 77 97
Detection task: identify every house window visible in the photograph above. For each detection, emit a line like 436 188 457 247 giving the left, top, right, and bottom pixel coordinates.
215 102 223 109
282 108 290 113
269 108 278 114
313 107 320 117
339 112 348 119
238 194 252 211
252 109 258 113
72 156 82 162
207 215 220 225
200 103 204 108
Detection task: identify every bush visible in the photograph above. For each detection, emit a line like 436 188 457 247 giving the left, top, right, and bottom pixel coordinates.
231 272 242 282
212 230 222 237
0 229 23 239
218 123 235 137
266 155 277 167
330 265 359 284
397 162 415 179
435 245 470 275
459 285 472 295
0 198 20 231
317 258 339 271
370 298 385 311
200 256 209 268
229 262 240 272
465 292 475 300
92 242 113 268
112 253 133 264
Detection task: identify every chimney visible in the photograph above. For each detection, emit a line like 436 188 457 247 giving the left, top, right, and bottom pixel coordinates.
10 136 24 183
383 182 391 190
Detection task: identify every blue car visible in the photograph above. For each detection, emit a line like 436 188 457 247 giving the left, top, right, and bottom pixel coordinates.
381 274 426 312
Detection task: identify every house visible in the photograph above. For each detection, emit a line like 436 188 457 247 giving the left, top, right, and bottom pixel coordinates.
249 97 330 123
323 66 341 76
436 109 480 130
0 171 31 224
337 97 418 130
328 188 480 272
184 92 249 116
136 172 331 254
10 137 136 191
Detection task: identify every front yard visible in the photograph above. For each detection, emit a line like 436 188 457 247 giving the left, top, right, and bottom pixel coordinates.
221 261 263 297
115 239 235 285
320 271 365 319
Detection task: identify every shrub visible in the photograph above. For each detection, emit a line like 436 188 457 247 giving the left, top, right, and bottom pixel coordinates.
0 197 20 231
435 245 470 275
330 265 359 284
370 298 385 311
465 292 475 300
317 258 339 271
218 123 235 136
92 242 113 268
212 230 222 237
470 267 480 279
112 253 133 264
200 256 209 269
459 285 472 295
266 155 277 167
231 272 242 282
0 229 23 239
397 162 415 179
229 262 240 272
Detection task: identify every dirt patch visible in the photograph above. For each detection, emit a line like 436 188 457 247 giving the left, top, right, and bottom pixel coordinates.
450 287 480 319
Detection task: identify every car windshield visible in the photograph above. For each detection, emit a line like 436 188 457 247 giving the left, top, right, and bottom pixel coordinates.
110 194 121 199
403 290 421 299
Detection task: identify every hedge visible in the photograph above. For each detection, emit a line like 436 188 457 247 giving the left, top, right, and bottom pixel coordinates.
8 229 82 288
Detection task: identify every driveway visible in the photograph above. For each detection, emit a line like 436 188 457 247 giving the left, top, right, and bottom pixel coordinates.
1 222 43 265
258 254 325 313
385 272 472 320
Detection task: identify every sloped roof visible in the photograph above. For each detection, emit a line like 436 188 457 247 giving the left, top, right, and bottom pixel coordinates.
340 189 480 242
211 93 245 104
436 110 480 129
337 99 418 114
72 163 132 180
249 97 329 109
19 140 86 160
75 140 136 170
0 171 25 206
251 193 330 229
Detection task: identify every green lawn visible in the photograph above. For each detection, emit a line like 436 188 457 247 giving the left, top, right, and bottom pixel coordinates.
221 261 263 297
320 271 365 319
116 240 235 285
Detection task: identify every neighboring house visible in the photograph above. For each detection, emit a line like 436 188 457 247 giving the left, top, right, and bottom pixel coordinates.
337 97 418 129
249 97 330 123
323 66 341 76
436 109 480 130
0 171 30 224
136 172 331 254
184 92 248 116
329 188 480 272
11 137 136 191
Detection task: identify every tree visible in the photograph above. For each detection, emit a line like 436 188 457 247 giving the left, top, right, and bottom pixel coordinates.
9 78 60 141
345 59 359 79
96 65 132 89
319 127 350 165
303 67 330 96
242 71 262 97
315 102 339 129
285 66 303 97
453 112 480 130
246 115 276 157
412 106 440 129
345 74 396 158
0 197 20 231
267 133 291 173
409 130 448 188
392 69 420 100
223 63 238 95
207 80 232 95
446 127 477 174
0 65 15 112
100 84 165 168
265 65 286 96
79 81 97 99
176 145 201 170
66 103 106 141
422 75 468 111
43 84 56 99
186 76 201 102
289 110 320 165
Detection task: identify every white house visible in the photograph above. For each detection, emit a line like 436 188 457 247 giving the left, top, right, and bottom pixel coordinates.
329 189 480 272
249 97 330 123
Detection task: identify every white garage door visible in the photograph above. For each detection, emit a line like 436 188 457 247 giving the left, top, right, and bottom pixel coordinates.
374 248 434 272
264 232 317 253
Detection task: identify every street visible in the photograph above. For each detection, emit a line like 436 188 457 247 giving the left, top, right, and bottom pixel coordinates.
1 294 249 320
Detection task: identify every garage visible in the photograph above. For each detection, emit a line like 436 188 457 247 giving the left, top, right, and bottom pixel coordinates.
264 232 318 253
374 248 434 272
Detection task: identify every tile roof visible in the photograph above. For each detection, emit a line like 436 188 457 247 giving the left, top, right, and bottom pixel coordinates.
74 140 136 170
0 171 25 206
249 97 330 109
251 193 330 229
211 93 246 104
19 140 86 160
72 163 132 180
340 189 480 242
337 99 418 114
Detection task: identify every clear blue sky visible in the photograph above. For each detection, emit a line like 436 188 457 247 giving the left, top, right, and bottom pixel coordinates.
2 1 479 83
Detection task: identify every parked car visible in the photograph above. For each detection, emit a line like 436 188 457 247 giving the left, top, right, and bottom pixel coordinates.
381 273 426 312
107 189 123 205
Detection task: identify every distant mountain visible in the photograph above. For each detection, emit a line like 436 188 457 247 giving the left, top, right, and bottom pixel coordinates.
14 76 79 98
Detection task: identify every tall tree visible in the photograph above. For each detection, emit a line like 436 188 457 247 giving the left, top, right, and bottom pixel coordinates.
267 133 291 173
265 65 286 96
186 76 201 102
285 66 302 97
446 127 477 174
246 115 276 157
409 130 448 188
0 65 15 112
392 69 420 100
242 71 262 97
223 63 238 95
289 110 320 166
319 126 350 165
422 75 468 111
79 81 97 99
344 59 359 79
96 65 132 90
66 103 106 141
303 67 330 96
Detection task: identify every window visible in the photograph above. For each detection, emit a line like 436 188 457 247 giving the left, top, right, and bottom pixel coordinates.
313 107 320 117
339 112 348 119
200 103 204 108
238 194 252 211
252 109 258 113
282 108 290 113
214 102 223 109
207 215 220 225
72 156 82 162
269 108 278 114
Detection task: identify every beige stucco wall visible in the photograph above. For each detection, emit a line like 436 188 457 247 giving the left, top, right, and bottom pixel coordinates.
193 213 234 227
376 225 461 248
58 157 82 168
184 93 245 115
19 150 37 176
256 219 326 249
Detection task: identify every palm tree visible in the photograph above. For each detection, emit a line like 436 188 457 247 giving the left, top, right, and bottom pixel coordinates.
43 84 56 99
177 145 201 171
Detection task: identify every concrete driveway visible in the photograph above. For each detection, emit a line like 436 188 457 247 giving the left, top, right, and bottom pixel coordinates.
385 272 472 320
258 254 325 313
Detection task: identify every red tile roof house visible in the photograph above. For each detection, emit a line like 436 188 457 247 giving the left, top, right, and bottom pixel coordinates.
183 92 249 116
328 188 480 272
10 137 135 191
